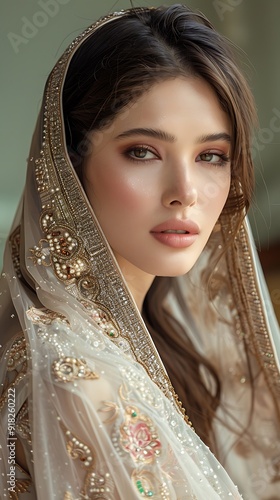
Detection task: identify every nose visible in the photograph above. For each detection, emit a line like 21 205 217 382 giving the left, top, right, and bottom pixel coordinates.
161 161 198 209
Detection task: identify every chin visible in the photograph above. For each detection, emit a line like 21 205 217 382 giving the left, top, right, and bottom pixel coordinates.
157 268 195 278
147 260 198 278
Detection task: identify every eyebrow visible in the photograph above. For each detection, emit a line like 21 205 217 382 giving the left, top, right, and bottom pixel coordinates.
196 132 231 144
115 128 231 145
115 128 176 143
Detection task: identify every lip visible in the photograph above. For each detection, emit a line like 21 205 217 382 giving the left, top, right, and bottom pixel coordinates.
150 219 200 249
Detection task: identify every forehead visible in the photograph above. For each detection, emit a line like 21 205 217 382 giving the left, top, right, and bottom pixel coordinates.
112 77 231 136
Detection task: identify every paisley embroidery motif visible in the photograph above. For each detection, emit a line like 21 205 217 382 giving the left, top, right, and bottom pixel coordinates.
52 356 99 383
132 469 171 498
62 424 114 499
0 334 28 411
30 212 89 281
29 238 51 268
6 334 27 371
29 208 121 339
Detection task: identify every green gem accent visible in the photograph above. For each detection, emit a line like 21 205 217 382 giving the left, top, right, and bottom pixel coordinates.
109 331 115 337
146 492 153 497
131 411 137 417
136 480 144 493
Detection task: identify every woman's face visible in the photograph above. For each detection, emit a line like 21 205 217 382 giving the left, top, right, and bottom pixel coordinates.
83 77 231 278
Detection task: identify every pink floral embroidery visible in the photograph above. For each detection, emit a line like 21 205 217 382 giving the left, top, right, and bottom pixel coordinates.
120 406 161 463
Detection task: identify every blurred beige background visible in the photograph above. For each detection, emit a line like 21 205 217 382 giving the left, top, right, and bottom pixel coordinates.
1 0 279 318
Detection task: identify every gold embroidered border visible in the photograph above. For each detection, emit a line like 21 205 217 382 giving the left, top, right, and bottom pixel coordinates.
223 216 280 401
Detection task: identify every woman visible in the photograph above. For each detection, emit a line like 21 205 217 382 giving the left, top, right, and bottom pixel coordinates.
0 4 279 499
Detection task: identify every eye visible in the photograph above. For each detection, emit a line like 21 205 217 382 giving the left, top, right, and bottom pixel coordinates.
197 151 230 167
124 146 159 161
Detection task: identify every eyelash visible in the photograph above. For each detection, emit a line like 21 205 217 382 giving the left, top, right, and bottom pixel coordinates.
123 145 159 163
123 145 230 167
197 152 230 167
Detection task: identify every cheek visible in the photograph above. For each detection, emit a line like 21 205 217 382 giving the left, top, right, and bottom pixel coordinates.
198 169 231 213
89 166 151 213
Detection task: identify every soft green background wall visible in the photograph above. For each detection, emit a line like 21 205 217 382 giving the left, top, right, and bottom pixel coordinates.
1 0 280 266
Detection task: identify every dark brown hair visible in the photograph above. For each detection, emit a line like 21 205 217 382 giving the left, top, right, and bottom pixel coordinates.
62 4 257 450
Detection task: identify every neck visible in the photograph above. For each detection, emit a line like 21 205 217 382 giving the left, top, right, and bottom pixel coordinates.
114 254 155 311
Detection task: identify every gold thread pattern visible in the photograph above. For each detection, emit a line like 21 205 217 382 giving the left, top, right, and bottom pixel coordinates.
63 493 73 500
0 334 28 411
15 402 32 445
52 356 99 383
224 219 280 399
6 335 27 372
61 424 114 498
8 478 32 500
10 226 22 279
26 306 69 326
